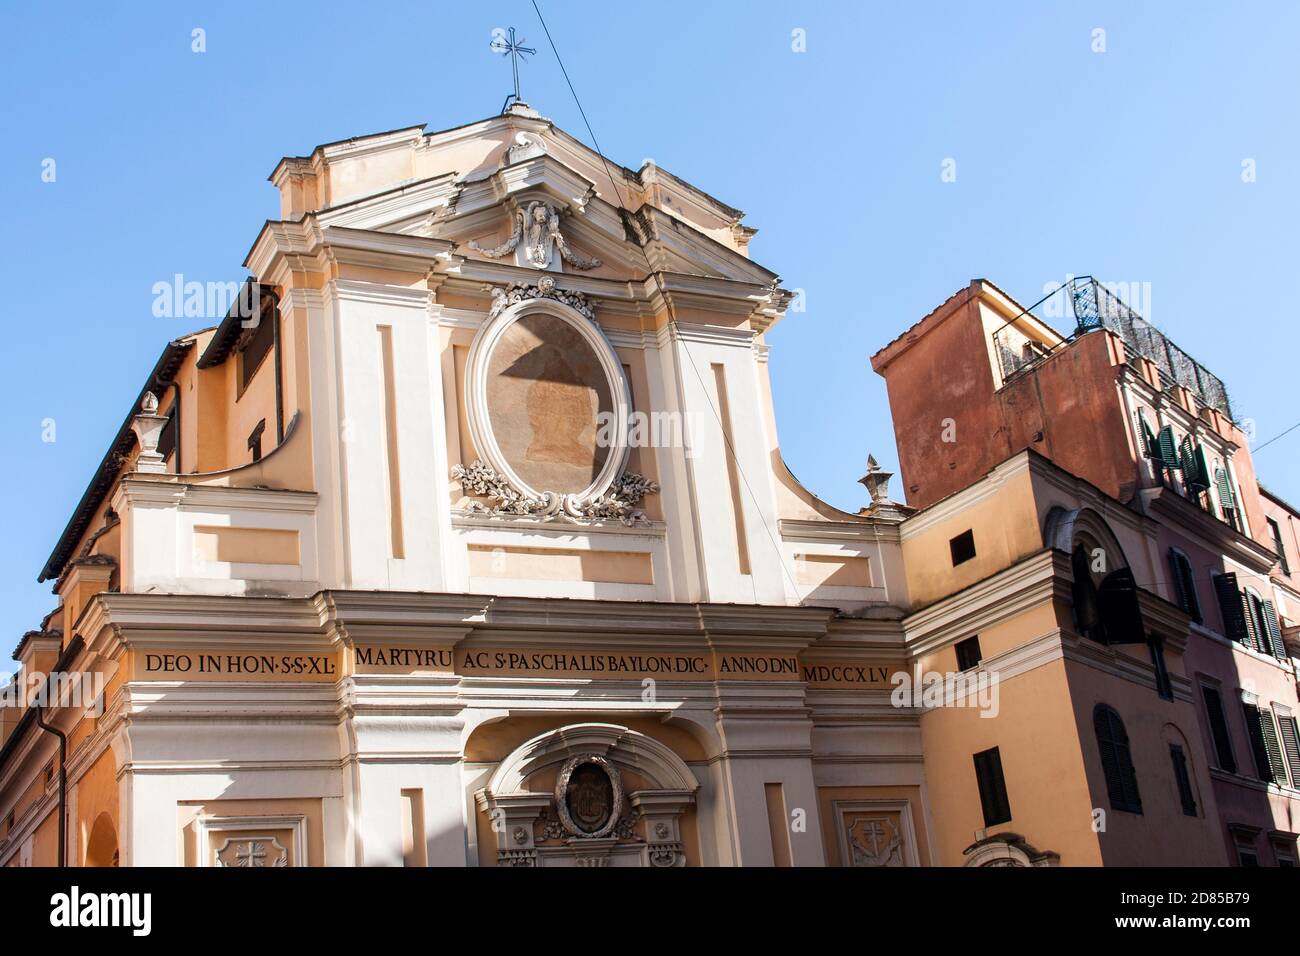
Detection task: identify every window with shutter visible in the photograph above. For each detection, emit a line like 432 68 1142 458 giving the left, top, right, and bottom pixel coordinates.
1178 437 1198 495
1180 440 1210 490
158 407 177 465
1202 686 1237 773
1071 546 1104 642
1260 709 1288 785
1266 518 1290 576
238 309 275 394
1278 715 1300 788
1214 468 1241 531
955 635 982 671
1214 468 1235 508
1169 744 1197 816
972 747 1012 827
1168 549 1202 623
1156 426 1181 479
1094 705 1142 813
1240 592 1262 652
1213 573 1251 645
1260 599 1286 658
1098 566 1144 644
1133 409 1155 458
1148 637 1173 701
1243 702 1279 783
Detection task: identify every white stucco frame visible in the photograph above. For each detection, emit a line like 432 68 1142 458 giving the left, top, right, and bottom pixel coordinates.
195 814 308 867
464 295 632 504
830 799 920 868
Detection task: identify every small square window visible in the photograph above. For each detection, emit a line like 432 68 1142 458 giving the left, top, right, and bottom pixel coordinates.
955 636 982 671
949 530 976 566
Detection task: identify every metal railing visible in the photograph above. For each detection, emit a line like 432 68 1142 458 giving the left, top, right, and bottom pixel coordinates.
990 276 1233 421
1069 278 1232 419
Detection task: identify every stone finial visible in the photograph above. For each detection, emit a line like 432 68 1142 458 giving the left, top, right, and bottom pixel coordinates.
858 454 894 504
130 391 169 474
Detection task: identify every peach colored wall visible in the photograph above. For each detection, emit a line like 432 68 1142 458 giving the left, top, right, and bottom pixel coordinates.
74 746 120 866
919 659 1102 865
901 464 1045 610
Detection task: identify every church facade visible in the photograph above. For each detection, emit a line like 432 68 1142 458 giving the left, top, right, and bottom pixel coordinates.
1 102 924 867
5 102 1294 869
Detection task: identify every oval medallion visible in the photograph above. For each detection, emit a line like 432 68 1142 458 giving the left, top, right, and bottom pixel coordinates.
565 762 614 834
485 312 613 495
554 753 624 839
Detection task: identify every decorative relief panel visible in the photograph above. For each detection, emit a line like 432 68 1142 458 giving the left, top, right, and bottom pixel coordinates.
196 815 307 868
215 835 289 868
832 801 919 868
470 200 602 271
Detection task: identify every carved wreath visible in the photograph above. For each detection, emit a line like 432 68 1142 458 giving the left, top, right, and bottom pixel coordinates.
452 459 659 526
485 276 595 322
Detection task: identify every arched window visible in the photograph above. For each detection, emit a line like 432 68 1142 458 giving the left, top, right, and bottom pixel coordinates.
1094 705 1142 813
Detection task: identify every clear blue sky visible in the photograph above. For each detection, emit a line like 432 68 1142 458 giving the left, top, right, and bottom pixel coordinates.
2 1 1297 654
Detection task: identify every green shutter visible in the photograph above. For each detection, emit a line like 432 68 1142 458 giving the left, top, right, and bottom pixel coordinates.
1262 599 1286 658
1179 436 1196 479
1215 469 1236 509
1192 444 1212 489
1133 410 1152 457
1214 573 1252 645
1157 426 1180 470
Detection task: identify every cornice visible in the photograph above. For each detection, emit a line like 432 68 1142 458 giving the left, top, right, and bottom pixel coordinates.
1138 486 1275 571
904 548 1069 652
112 479 317 514
245 217 458 277
900 451 1034 540
778 518 901 545
451 511 667 537
658 321 755 348
329 278 431 308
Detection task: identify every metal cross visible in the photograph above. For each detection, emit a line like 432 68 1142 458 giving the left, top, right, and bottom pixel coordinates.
491 27 536 111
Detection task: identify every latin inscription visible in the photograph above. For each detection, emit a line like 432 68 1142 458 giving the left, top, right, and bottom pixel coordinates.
140 652 337 680
131 645 902 689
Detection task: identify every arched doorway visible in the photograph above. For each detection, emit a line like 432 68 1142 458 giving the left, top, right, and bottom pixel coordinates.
476 722 699 867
